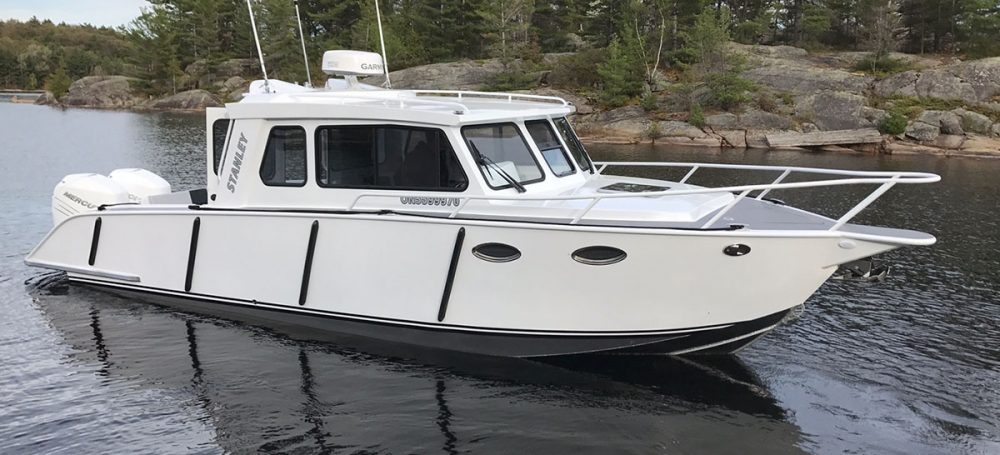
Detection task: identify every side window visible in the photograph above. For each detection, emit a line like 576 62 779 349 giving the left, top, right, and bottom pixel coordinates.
260 126 307 187
525 120 575 177
316 125 468 191
212 119 230 175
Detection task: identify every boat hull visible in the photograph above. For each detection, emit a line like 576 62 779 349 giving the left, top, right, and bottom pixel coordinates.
71 276 793 357
28 209 903 357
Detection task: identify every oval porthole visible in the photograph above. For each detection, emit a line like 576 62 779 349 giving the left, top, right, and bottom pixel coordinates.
723 244 751 257
472 243 521 263
572 246 627 266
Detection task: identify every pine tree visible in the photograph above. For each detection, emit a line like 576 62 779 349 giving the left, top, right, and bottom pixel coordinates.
597 37 645 107
45 65 72 98
261 0 305 82
481 0 535 62
959 0 1000 57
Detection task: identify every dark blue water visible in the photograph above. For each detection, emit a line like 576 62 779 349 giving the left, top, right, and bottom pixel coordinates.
1 103 998 454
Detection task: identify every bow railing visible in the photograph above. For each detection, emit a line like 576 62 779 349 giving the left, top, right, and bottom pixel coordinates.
346 161 939 230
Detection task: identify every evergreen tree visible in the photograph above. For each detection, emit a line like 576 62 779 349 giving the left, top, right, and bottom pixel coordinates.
960 0 1000 57
481 0 535 62
597 36 645 107
45 65 72 98
261 0 306 82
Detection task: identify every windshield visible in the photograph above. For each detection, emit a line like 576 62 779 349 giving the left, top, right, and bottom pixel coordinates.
525 120 575 177
553 117 593 173
462 123 545 189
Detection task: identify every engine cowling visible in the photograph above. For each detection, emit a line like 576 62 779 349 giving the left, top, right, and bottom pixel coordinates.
109 168 171 203
51 169 171 225
52 174 129 225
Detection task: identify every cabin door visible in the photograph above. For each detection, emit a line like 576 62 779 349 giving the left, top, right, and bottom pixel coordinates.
205 107 231 197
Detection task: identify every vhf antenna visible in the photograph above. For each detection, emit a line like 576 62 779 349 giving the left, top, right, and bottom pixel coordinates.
294 0 313 88
245 0 270 93
374 0 391 88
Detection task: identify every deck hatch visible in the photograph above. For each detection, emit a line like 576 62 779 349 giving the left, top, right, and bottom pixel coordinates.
572 246 627 265
598 183 670 193
471 243 521 263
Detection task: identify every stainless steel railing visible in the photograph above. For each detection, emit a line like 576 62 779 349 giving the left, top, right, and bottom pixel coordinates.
346 161 940 231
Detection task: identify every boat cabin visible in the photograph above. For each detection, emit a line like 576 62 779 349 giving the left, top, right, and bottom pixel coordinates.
198 51 731 226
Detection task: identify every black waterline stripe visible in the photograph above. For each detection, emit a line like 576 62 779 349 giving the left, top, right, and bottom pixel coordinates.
88 217 102 266
74 278 720 342
185 217 200 292
68 276 737 337
437 227 465 322
299 220 319 306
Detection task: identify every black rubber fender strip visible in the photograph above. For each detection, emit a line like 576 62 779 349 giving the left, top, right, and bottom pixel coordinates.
88 217 102 266
184 217 201 292
298 220 319 306
437 227 466 322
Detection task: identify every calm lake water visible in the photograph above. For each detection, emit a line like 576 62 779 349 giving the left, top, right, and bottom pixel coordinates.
1 103 998 454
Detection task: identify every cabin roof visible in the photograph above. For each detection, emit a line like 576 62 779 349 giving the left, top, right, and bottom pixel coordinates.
225 83 576 126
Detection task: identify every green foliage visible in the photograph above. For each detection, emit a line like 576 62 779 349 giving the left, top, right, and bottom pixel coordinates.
704 72 756 110
778 92 795 106
482 70 538 92
689 102 705 128
682 9 732 71
665 47 699 68
960 0 1000 57
45 66 72 98
800 3 834 46
755 92 779 113
596 37 645 108
644 121 663 142
549 48 607 89
3 0 998 101
640 92 658 111
731 14 772 45
873 95 1000 122
879 109 909 135
852 55 915 76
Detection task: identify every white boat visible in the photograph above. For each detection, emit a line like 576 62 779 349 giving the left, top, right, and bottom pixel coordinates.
26 50 940 357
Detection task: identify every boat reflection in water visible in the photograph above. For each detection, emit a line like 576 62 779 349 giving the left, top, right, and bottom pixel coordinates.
29 273 805 453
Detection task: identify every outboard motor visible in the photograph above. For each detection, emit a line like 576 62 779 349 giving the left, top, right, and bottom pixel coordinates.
108 168 171 203
51 169 171 225
52 174 129 225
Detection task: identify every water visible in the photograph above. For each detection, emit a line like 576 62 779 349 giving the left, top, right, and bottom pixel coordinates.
1 103 998 454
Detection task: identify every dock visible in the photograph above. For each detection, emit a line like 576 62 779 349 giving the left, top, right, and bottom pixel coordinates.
0 90 46 103
765 129 883 148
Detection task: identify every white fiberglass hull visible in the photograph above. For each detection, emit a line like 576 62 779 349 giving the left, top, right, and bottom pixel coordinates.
27 209 907 357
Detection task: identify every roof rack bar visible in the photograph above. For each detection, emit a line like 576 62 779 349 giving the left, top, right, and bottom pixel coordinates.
412 90 570 106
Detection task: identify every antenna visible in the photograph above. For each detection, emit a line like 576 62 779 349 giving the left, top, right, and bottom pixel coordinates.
245 0 270 93
294 0 313 88
374 0 391 88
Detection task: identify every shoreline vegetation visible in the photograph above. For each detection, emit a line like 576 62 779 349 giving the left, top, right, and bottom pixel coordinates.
2 0 999 156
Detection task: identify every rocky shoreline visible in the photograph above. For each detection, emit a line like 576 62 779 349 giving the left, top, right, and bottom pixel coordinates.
34 57 260 112
34 45 1000 157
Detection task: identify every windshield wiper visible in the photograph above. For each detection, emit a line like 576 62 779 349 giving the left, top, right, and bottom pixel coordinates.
468 141 526 193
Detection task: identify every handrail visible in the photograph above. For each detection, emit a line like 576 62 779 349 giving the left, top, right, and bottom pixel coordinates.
346 161 939 231
412 90 571 106
326 93 471 113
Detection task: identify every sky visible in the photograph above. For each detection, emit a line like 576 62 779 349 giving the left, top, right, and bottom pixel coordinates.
0 0 148 28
